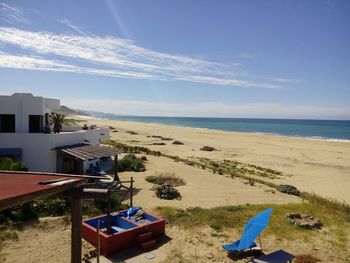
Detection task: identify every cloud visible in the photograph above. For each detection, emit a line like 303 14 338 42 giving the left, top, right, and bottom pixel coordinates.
61 98 350 119
271 77 302 84
0 26 282 89
59 19 92 36
0 3 30 25
0 52 157 79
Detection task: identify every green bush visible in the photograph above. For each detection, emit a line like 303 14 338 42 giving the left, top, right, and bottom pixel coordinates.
155 185 181 200
34 198 70 216
118 154 145 172
0 157 28 171
92 193 127 213
277 184 300 196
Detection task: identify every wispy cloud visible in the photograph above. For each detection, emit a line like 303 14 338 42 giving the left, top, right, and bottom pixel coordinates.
0 3 30 25
59 19 92 37
0 25 282 89
271 77 302 84
61 98 350 119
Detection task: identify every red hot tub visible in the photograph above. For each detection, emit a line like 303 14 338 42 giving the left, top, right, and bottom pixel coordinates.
82 210 166 256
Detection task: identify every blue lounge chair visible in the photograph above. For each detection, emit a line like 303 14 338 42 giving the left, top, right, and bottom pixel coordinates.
222 208 272 253
222 239 257 253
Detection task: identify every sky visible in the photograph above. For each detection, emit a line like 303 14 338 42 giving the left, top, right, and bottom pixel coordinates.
0 0 349 119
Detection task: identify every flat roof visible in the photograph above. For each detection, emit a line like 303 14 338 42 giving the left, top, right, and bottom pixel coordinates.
55 144 119 160
0 171 86 211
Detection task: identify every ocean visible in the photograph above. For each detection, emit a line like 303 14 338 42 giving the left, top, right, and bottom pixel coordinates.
91 113 350 141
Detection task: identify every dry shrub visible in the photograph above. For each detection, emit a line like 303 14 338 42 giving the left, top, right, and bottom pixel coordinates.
295 254 320 263
145 172 186 187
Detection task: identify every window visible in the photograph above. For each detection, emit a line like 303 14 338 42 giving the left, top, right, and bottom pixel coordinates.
0 114 15 133
29 115 43 133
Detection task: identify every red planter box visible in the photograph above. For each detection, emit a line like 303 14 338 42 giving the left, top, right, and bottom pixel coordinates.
82 210 165 257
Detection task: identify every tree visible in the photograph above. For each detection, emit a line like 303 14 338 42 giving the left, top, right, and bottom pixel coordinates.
50 113 66 134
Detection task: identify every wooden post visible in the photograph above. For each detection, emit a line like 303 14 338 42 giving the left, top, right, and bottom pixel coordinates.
114 154 120 182
96 220 100 263
106 197 111 235
130 177 134 207
71 197 82 263
259 234 263 252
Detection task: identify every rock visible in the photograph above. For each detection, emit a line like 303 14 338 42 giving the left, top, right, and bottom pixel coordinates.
286 213 322 229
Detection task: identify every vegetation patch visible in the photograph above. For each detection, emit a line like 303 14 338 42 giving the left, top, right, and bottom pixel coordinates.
151 142 166 146
196 157 285 180
0 157 28 171
62 118 86 126
295 254 320 263
172 140 184 145
126 131 138 135
277 184 301 196
156 202 350 245
155 185 182 200
34 198 70 216
102 140 161 156
161 137 173 141
145 172 186 187
118 154 145 172
200 146 218 151
151 135 163 138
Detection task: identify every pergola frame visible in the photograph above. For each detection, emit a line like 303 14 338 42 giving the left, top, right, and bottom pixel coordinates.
0 170 135 263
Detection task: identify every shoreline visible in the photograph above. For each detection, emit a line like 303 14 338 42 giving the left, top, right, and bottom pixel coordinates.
77 115 350 143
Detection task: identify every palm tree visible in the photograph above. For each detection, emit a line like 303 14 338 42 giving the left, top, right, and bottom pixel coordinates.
50 113 66 133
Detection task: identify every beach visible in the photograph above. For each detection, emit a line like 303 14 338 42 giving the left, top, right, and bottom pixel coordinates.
84 117 350 204
2 117 350 263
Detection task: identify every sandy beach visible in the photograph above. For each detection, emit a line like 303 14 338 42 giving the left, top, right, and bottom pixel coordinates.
84 117 350 204
2 117 350 263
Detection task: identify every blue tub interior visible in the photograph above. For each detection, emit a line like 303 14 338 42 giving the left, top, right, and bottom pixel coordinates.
142 213 158 222
84 215 137 234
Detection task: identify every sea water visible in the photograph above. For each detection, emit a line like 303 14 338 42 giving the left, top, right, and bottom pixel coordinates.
91 113 350 141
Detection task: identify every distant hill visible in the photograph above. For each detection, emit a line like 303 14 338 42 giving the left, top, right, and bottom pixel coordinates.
54 105 91 116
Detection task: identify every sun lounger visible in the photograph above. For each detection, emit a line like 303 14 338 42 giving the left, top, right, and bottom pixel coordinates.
223 239 257 253
222 208 272 254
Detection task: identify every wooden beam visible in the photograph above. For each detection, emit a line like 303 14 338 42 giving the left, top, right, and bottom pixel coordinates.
130 177 134 207
114 154 120 182
0 179 85 211
56 188 109 199
71 198 82 263
106 197 111 235
0 170 106 180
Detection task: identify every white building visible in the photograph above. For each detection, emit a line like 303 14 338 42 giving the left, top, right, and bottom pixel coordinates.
0 93 115 174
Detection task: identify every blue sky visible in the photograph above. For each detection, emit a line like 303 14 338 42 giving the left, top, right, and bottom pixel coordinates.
0 0 349 119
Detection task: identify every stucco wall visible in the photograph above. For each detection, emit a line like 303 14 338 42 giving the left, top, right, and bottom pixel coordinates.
0 93 60 133
0 127 110 172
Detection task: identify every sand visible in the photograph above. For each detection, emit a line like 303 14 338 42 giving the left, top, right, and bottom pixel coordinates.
2 117 349 263
84 117 350 203
121 155 300 209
